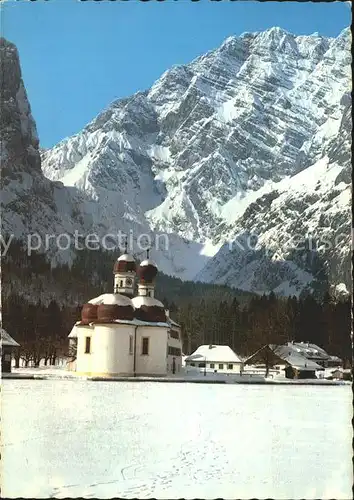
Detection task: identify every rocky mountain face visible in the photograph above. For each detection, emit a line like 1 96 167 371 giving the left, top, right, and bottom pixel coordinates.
0 38 85 249
0 38 205 291
1 27 351 299
41 27 351 296
195 102 352 297
0 38 93 304
195 35 352 297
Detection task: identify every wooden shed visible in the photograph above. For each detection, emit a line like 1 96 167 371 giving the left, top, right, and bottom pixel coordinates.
1 328 20 373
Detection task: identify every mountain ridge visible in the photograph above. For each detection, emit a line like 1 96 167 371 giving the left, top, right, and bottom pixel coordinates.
1 27 351 298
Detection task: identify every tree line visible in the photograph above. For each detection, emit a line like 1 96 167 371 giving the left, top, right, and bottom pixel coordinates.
1 237 351 367
2 294 80 367
173 292 352 366
2 291 351 368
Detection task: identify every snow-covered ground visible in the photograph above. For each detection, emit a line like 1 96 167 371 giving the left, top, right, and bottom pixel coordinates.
1 380 352 499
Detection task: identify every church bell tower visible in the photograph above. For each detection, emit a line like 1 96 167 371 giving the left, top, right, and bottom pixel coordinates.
137 249 158 298
113 240 136 297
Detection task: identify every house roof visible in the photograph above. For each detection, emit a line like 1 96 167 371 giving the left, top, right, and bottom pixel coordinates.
185 345 242 363
288 342 342 362
245 344 324 370
331 368 351 374
328 355 342 362
68 324 82 338
271 345 324 370
244 345 285 366
168 317 180 328
1 328 20 347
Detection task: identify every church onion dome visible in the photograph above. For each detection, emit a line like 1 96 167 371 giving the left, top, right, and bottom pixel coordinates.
97 294 135 322
137 259 158 283
113 253 136 274
81 294 135 323
131 296 166 323
81 303 98 324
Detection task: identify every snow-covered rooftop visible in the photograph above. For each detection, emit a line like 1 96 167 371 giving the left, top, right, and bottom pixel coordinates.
185 345 242 363
1 328 20 347
285 342 342 362
88 293 133 307
117 253 135 262
169 317 181 328
131 296 164 309
139 259 157 268
68 324 83 338
272 345 324 370
245 344 326 371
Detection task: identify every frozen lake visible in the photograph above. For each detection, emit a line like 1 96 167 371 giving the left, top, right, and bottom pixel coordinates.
1 380 352 499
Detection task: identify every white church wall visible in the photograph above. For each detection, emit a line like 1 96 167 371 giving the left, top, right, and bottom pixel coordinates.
136 326 169 376
91 324 136 375
76 326 94 374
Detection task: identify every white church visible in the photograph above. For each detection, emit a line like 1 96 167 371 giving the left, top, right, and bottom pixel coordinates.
68 250 182 377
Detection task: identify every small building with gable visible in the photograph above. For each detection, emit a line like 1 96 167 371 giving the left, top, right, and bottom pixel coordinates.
1 328 20 373
185 344 243 374
244 343 328 379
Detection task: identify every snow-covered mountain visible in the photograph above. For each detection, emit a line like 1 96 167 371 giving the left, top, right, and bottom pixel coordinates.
2 26 351 297
0 37 85 253
195 30 352 296
1 38 209 285
196 100 352 296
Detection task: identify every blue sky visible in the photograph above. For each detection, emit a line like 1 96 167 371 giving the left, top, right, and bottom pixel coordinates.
3 0 351 148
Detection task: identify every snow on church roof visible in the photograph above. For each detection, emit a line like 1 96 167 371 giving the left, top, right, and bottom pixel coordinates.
131 296 164 309
140 259 157 267
117 253 135 262
185 345 242 363
88 293 133 306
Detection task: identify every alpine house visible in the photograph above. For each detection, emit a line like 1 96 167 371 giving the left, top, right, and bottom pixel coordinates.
68 250 182 377
185 344 243 374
